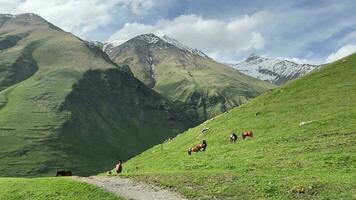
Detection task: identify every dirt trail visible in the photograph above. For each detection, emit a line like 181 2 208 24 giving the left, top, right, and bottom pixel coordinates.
75 176 188 200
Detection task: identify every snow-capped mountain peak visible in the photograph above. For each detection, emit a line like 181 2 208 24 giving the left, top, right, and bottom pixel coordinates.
228 54 320 85
137 33 160 44
245 53 260 60
107 33 210 59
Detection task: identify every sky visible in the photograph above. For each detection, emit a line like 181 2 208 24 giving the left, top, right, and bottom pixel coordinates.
1 0 355 64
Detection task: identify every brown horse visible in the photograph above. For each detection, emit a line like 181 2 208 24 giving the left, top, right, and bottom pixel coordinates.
188 140 207 155
242 131 253 139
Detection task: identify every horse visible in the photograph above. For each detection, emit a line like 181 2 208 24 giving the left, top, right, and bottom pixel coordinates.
116 160 122 174
230 133 238 143
56 171 72 177
242 130 253 139
201 140 207 151
188 140 207 155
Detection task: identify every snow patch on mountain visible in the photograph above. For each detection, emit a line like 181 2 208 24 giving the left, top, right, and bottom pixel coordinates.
137 34 159 44
102 42 114 52
160 35 209 59
3 14 16 18
229 54 320 85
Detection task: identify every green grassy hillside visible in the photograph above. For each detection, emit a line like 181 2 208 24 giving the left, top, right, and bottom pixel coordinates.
0 13 193 177
120 54 356 199
0 177 121 200
105 34 274 122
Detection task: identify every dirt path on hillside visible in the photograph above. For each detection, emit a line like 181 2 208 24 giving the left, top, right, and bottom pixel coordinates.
75 176 188 200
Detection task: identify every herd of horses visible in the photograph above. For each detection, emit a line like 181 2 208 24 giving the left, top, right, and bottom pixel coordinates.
187 130 253 155
55 130 254 176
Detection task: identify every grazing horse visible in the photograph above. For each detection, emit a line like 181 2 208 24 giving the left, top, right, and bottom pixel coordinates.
188 140 207 155
201 140 207 151
56 171 72 177
230 133 238 143
242 131 253 139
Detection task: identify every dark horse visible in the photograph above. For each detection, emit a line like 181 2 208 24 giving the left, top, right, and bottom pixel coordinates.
188 140 207 155
116 160 123 174
242 130 253 139
230 133 238 143
56 171 72 176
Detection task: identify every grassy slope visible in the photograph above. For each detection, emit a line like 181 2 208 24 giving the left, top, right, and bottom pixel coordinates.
120 54 356 199
0 177 121 200
108 34 274 122
0 14 192 177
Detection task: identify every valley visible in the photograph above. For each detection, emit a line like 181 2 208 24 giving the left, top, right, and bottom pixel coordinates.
0 3 355 199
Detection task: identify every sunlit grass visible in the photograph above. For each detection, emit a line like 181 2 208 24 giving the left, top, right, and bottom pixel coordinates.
120 54 356 199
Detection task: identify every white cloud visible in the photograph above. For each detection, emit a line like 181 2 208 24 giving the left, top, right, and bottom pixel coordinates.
109 13 269 58
0 0 19 11
0 0 155 38
277 57 309 64
326 44 356 63
109 22 157 45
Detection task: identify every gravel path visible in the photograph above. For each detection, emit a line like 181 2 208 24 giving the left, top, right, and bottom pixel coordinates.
75 176 188 200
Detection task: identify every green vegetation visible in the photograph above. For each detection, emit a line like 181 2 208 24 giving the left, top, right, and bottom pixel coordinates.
0 14 192 177
106 34 274 122
0 177 121 200
120 54 356 199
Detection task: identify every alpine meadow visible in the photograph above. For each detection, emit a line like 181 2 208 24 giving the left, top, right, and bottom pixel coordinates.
0 1 355 200
121 53 356 199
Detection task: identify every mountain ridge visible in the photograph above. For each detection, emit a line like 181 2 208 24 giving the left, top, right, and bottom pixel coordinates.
92 33 274 122
228 53 320 85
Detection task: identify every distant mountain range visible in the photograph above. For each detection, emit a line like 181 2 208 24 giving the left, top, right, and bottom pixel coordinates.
228 54 320 85
90 34 274 122
94 38 320 87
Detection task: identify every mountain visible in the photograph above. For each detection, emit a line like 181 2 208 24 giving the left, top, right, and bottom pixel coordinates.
121 53 356 199
0 13 193 177
98 34 274 122
229 53 320 85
